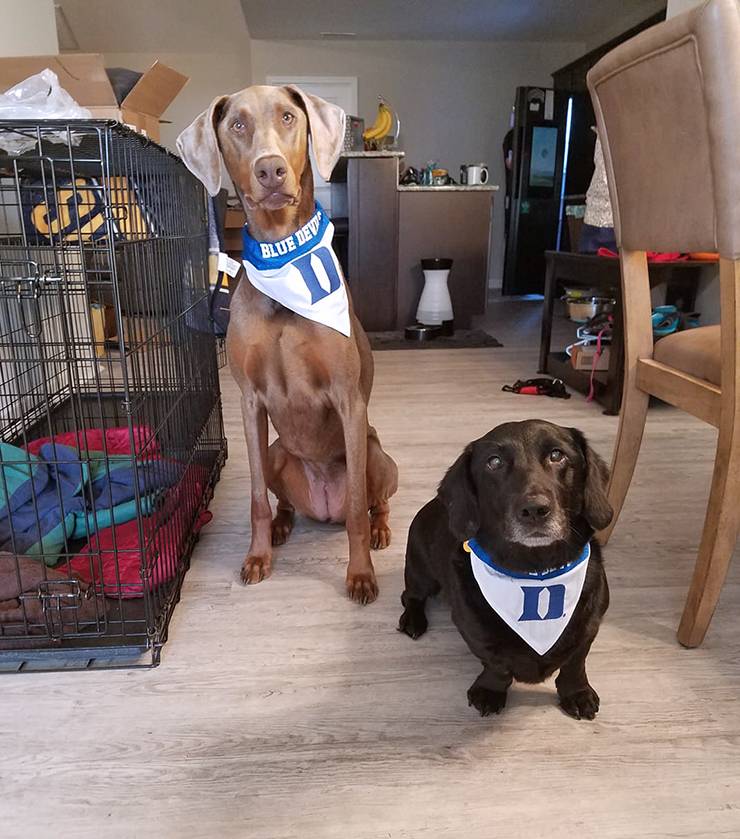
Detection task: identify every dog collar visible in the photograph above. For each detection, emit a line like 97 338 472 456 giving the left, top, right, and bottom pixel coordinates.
241 201 351 336
462 539 591 656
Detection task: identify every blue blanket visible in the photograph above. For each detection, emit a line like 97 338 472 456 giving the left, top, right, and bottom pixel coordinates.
0 442 180 564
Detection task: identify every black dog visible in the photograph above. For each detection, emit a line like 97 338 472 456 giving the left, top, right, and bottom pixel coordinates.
398 420 613 720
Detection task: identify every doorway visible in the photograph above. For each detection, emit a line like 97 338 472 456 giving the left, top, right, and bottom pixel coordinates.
266 76 358 215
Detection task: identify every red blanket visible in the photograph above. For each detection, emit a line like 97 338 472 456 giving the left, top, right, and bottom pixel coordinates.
69 469 212 598
596 247 687 262
25 426 158 458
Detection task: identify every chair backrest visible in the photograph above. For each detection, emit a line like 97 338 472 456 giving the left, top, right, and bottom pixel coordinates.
587 0 740 258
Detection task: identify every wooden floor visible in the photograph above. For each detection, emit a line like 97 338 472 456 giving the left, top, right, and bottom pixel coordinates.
3 299 740 838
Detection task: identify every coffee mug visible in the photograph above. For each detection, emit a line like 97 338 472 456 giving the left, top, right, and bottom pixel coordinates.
466 164 489 185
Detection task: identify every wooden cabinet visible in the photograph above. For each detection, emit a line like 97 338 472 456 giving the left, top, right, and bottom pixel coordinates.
397 189 493 329
344 156 399 330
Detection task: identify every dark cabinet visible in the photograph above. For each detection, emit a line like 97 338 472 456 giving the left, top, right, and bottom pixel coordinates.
345 156 399 330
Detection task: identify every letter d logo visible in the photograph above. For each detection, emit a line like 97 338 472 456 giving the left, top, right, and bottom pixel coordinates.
518 584 566 621
293 247 341 304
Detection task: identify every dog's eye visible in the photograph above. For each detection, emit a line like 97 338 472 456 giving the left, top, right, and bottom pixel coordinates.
282 112 295 125
549 448 565 463
231 119 246 133
487 455 504 471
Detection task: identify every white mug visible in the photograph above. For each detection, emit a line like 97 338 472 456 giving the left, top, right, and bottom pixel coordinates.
466 164 489 185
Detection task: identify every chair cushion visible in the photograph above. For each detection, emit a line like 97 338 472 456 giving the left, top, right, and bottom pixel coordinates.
653 325 721 386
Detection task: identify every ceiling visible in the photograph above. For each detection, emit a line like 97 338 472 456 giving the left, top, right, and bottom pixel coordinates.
56 0 250 53
240 0 665 42
55 0 665 53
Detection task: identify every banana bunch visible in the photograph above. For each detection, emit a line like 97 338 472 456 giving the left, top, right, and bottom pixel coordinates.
363 98 394 143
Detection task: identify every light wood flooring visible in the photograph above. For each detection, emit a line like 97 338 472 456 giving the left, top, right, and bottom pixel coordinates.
2 298 739 839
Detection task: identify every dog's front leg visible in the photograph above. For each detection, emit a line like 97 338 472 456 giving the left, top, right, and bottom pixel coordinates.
240 393 273 585
338 395 377 604
467 661 513 717
555 640 600 720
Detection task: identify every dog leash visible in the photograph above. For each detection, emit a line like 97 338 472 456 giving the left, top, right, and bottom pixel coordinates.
586 324 609 403
502 378 570 399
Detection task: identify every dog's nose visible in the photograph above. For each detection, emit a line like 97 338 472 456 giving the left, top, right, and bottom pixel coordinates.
518 497 552 522
255 155 288 190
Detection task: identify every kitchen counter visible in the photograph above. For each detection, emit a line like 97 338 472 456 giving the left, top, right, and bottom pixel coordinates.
341 150 405 158
311 153 497 330
397 184 499 192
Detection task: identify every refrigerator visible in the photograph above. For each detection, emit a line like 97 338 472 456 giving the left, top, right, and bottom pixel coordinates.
502 86 595 296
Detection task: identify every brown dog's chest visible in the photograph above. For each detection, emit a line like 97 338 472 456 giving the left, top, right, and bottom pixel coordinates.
227 296 361 461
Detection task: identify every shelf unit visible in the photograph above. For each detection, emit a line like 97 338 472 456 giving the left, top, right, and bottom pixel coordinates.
539 251 713 414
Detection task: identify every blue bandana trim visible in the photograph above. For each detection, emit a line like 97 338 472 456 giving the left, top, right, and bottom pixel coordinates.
242 202 328 271
465 539 591 581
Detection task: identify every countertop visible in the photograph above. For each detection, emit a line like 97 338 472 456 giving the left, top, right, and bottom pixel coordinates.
397 184 499 192
339 153 498 192
341 150 405 158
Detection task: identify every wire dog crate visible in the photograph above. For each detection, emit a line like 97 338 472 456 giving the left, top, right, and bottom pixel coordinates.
0 121 227 671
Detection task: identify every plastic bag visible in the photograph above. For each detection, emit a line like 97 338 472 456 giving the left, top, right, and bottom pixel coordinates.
0 69 92 155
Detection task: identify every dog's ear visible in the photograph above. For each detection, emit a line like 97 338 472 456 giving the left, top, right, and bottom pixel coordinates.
176 95 229 196
285 85 345 181
571 429 613 531
437 445 480 541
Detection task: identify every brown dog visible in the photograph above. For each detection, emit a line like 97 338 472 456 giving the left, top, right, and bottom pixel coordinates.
177 86 397 603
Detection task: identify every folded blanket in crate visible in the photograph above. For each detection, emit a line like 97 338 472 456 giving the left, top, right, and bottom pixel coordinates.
70 468 212 598
0 441 180 565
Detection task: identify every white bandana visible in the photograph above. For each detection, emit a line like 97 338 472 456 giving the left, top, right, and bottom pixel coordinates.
241 203 351 337
463 538 591 656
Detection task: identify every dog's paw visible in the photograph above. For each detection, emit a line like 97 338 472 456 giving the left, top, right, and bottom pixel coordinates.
559 686 600 720
240 555 272 585
467 684 508 717
370 522 391 550
346 569 378 605
397 605 427 640
271 510 294 546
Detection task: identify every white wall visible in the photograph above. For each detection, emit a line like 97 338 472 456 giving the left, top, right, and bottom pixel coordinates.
103 49 252 151
667 0 704 15
252 38 584 287
0 0 58 55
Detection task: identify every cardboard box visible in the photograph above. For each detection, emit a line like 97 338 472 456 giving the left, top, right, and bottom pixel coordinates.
571 344 610 372
0 54 188 143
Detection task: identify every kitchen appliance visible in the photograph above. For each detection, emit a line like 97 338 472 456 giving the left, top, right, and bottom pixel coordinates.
460 163 489 185
399 166 421 186
502 86 569 295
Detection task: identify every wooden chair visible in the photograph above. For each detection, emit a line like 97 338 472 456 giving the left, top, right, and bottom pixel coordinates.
587 0 740 647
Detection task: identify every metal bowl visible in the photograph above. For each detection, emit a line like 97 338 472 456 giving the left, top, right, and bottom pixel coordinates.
565 296 615 323
405 323 441 342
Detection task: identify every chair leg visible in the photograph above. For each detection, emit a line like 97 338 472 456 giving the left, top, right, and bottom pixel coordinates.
598 250 653 545
599 374 649 544
677 257 740 647
678 424 740 647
